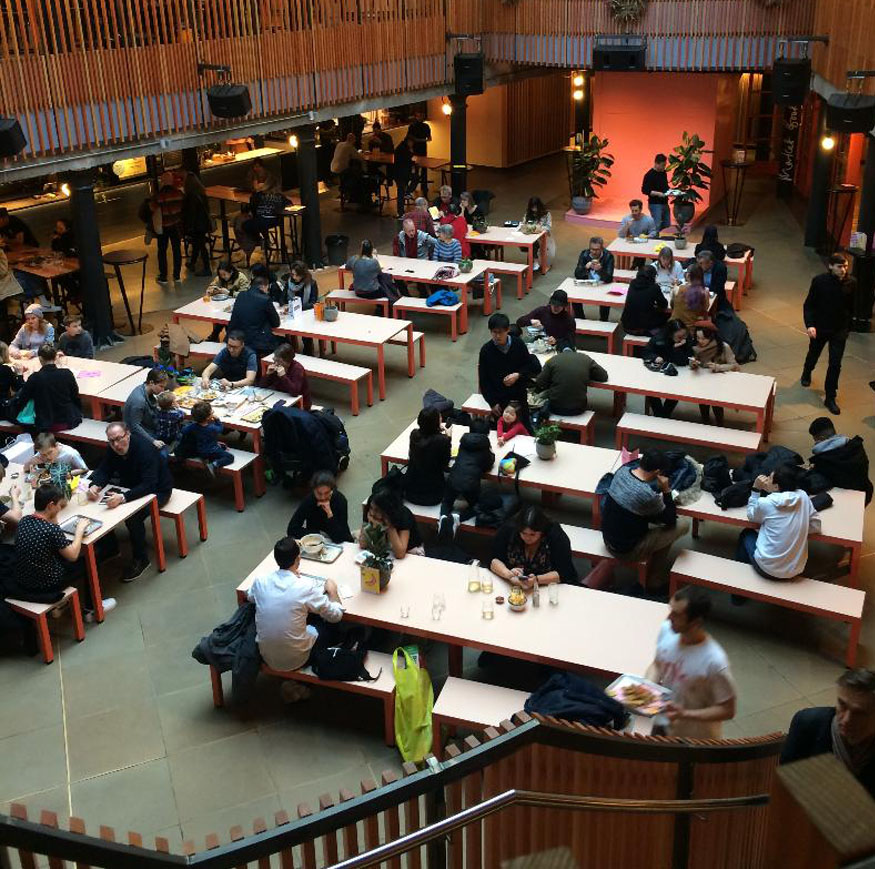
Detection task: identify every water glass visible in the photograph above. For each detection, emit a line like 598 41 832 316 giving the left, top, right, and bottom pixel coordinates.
431 594 442 621
480 572 493 595
482 598 494 620
467 561 481 593
399 603 410 619
548 583 559 606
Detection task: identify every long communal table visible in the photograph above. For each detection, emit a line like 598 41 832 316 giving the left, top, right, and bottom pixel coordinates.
237 544 667 679
559 277 719 315
465 225 547 290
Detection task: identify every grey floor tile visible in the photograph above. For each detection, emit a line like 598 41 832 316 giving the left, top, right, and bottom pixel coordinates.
0 664 61 741
157 686 256 753
180 794 282 851
61 649 155 721
277 763 376 822
0 726 67 801
137 586 225 649
145 636 216 697
0 786 69 822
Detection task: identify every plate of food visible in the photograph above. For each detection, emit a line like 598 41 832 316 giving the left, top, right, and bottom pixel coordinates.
606 675 671 716
507 587 528 611
177 396 199 409
211 292 230 302
198 390 219 402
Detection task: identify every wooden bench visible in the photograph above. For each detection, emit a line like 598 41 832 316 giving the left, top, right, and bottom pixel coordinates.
622 334 650 357
209 650 398 745
154 340 224 370
461 392 595 445
670 550 865 667
158 488 208 558
325 289 390 317
393 296 467 341
5 587 85 664
388 329 426 369
58 418 113 449
575 318 619 354
183 448 262 512
613 268 637 282
432 676 529 754
615 412 763 454
484 261 529 300
262 352 374 416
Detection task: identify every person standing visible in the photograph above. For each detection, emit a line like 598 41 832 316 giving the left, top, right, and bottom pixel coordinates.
227 275 280 359
406 111 432 195
801 253 856 415
392 138 416 218
181 172 213 277
641 153 671 233
152 171 184 285
646 586 737 738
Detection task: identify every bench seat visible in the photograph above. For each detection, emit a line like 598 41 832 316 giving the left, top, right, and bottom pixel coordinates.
388 329 426 369
574 318 619 354
5 587 85 664
461 393 595 445
326 289 390 317
183 448 261 512
622 334 650 357
670 550 865 667
210 650 397 746
615 412 762 454
59 418 114 448
432 676 529 754
393 296 466 342
158 488 208 558
613 268 637 282
154 340 224 370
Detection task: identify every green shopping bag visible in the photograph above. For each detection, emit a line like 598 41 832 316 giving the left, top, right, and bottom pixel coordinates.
393 646 433 762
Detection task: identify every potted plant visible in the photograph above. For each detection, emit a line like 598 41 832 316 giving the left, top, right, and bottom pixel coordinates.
359 522 393 593
458 256 473 273
323 300 339 322
534 422 562 460
667 132 712 228
566 135 614 215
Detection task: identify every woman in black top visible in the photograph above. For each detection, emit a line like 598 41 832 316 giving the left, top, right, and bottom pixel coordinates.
360 489 423 558
459 191 484 225
620 265 669 335
694 224 726 262
0 341 23 418
642 319 693 418
14 344 82 432
286 470 353 543
404 407 451 507
489 505 577 587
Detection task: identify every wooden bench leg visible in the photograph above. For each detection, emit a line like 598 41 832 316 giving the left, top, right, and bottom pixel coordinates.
253 465 265 498
36 614 53 664
232 472 245 512
383 695 396 747
448 645 463 677
450 313 458 342
418 337 426 368
432 717 443 757
350 382 360 416
494 279 502 311
459 303 468 335
669 573 679 597
606 334 615 355
847 620 861 668
692 518 700 539
196 496 208 541
365 372 374 407
69 590 85 642
516 274 524 300
210 666 225 707
174 515 188 558
636 561 648 589
614 428 623 449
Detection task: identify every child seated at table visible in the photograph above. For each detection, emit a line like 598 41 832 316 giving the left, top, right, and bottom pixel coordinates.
176 401 234 476
154 391 185 452
57 314 94 359
496 401 527 447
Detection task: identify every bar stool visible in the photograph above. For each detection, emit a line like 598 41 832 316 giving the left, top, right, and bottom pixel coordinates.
102 249 148 335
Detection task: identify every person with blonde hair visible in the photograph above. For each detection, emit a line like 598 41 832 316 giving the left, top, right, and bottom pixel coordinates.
9 304 54 358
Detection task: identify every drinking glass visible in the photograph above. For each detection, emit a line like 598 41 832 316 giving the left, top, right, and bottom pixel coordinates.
431 594 442 621
548 583 559 606
399 603 410 619
467 561 481 593
482 598 494 620
480 571 493 595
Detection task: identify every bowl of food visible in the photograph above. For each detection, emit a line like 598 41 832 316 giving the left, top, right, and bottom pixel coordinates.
507 587 527 612
300 534 325 557
211 292 230 302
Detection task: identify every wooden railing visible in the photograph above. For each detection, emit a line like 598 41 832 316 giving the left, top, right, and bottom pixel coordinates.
0 712 784 869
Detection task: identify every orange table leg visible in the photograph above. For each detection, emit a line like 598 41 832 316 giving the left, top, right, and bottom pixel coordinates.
196 496 208 541
150 499 166 572
232 473 245 511
83 544 104 622
376 345 386 400
482 270 493 315
406 324 415 377
70 590 85 642
366 372 374 406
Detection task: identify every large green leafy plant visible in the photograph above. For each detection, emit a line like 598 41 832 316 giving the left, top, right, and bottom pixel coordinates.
667 132 712 204
571 135 614 200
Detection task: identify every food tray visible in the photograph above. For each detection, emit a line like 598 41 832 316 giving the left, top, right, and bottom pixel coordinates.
300 542 344 563
240 407 267 424
606 675 671 717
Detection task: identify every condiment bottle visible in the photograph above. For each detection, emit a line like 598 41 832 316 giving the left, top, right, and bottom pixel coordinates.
532 578 540 607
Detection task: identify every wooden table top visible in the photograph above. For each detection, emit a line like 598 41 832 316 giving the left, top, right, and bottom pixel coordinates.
558 277 716 310
102 249 148 265
5 247 79 278
365 254 489 286
238 544 666 678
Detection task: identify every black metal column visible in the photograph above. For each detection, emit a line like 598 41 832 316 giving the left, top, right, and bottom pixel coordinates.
857 134 875 248
297 124 324 269
69 170 116 347
449 94 468 195
804 104 834 249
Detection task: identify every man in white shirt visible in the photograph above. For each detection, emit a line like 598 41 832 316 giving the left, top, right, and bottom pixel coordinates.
247 537 344 676
647 586 737 739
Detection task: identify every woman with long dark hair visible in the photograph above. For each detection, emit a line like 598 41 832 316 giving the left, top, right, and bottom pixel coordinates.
404 406 451 506
690 321 738 423
522 196 555 271
360 489 424 558
643 319 693 418
694 224 726 261
347 240 399 307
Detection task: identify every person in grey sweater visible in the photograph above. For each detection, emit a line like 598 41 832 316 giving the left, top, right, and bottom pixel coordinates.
123 369 170 450
347 240 398 305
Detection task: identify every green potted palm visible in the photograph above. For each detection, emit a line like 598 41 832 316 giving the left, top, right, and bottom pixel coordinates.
566 135 614 215
667 132 712 233
534 422 562 460
360 522 394 593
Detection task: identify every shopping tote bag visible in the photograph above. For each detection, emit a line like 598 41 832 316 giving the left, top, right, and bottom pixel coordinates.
393 647 433 762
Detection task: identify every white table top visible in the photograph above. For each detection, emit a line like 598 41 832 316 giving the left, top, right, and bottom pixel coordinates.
466 226 545 245
559 277 717 311
239 544 666 678
275 309 409 345
607 236 751 267
369 254 489 286
382 419 621 497
19 356 146 401
173 297 233 323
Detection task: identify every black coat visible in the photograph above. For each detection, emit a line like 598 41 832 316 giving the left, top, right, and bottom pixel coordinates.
803 272 856 335
621 281 669 334
447 432 494 493
643 333 693 366
15 364 82 431
90 433 174 502
287 491 353 543
781 706 875 797
809 436 873 505
228 289 280 352
705 261 729 308
574 249 615 283
477 338 541 410
404 432 451 506
525 672 627 728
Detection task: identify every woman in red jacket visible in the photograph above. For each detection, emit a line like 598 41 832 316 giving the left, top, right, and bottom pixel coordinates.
259 342 311 409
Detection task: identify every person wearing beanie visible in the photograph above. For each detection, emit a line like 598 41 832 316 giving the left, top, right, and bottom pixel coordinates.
516 289 576 348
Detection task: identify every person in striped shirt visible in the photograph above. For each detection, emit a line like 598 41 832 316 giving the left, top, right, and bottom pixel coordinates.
434 224 462 263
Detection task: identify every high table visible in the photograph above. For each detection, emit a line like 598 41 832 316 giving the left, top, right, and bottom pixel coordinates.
381 420 622 524
237 544 667 679
465 226 547 290
5 247 80 310
0 464 164 623
102 248 148 335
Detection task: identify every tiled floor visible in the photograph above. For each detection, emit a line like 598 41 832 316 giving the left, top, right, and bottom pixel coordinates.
1 155 872 851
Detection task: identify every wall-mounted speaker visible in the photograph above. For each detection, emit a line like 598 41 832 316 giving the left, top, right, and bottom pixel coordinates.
772 57 811 106
206 84 252 119
454 53 484 96
826 93 875 134
592 36 646 72
0 118 26 157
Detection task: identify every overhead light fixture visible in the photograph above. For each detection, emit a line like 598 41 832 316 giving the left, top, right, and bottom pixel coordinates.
573 89 584 101
441 99 453 116
0 118 26 157
60 183 70 197
572 74 584 87
288 134 298 149
820 134 835 151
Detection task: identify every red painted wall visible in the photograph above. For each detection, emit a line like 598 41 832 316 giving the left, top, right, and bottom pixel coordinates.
588 71 740 222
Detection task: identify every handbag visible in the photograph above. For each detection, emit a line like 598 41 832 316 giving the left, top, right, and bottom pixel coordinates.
393 647 433 762
309 642 380 682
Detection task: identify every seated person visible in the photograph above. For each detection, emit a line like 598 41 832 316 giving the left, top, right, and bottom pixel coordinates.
478 313 541 421
23 432 88 478
227 276 280 359
694 225 726 262
690 322 738 424
57 314 93 359
287 471 353 543
0 462 23 534
621 265 669 335
431 185 459 216
642 320 693 418
808 416 873 505
401 197 436 236
360 489 424 558
404 407 451 507
434 224 462 263
260 342 311 409
247 536 344 674
347 240 398 305
14 344 82 433
670 265 709 326
516 289 576 349
532 345 608 418
286 261 319 311
438 417 494 535
573 236 615 322
0 340 23 406
459 191 484 225
439 204 471 258
251 263 285 307
330 133 362 184
497 401 527 446
154 391 185 452
781 668 875 797
0 207 38 248
618 198 657 239
393 218 436 260
246 185 290 240
601 449 689 579
176 401 234 475
490 505 578 588
653 246 685 292
697 250 729 310
9 305 54 359
367 121 394 154
123 368 169 449
735 464 821 580
201 331 257 389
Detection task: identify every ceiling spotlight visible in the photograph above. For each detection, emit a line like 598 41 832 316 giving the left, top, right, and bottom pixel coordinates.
573 89 584 101
442 100 453 116
288 134 298 149
820 134 835 151
572 74 584 87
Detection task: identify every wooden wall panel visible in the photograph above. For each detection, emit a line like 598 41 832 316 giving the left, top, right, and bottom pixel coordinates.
504 72 572 167
813 0 875 94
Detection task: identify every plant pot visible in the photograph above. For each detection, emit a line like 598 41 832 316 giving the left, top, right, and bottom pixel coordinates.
323 306 339 322
536 441 557 460
458 259 473 273
672 199 695 227
673 235 688 250
571 196 592 215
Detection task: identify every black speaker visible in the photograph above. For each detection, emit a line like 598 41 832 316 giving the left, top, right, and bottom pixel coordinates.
0 118 26 157
772 57 811 106
206 84 252 119
592 38 646 71
826 93 875 133
454 53 484 96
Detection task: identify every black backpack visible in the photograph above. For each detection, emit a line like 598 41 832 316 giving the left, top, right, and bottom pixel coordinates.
702 456 732 494
474 489 520 528
311 408 350 471
309 641 381 682
372 465 406 499
715 480 753 510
